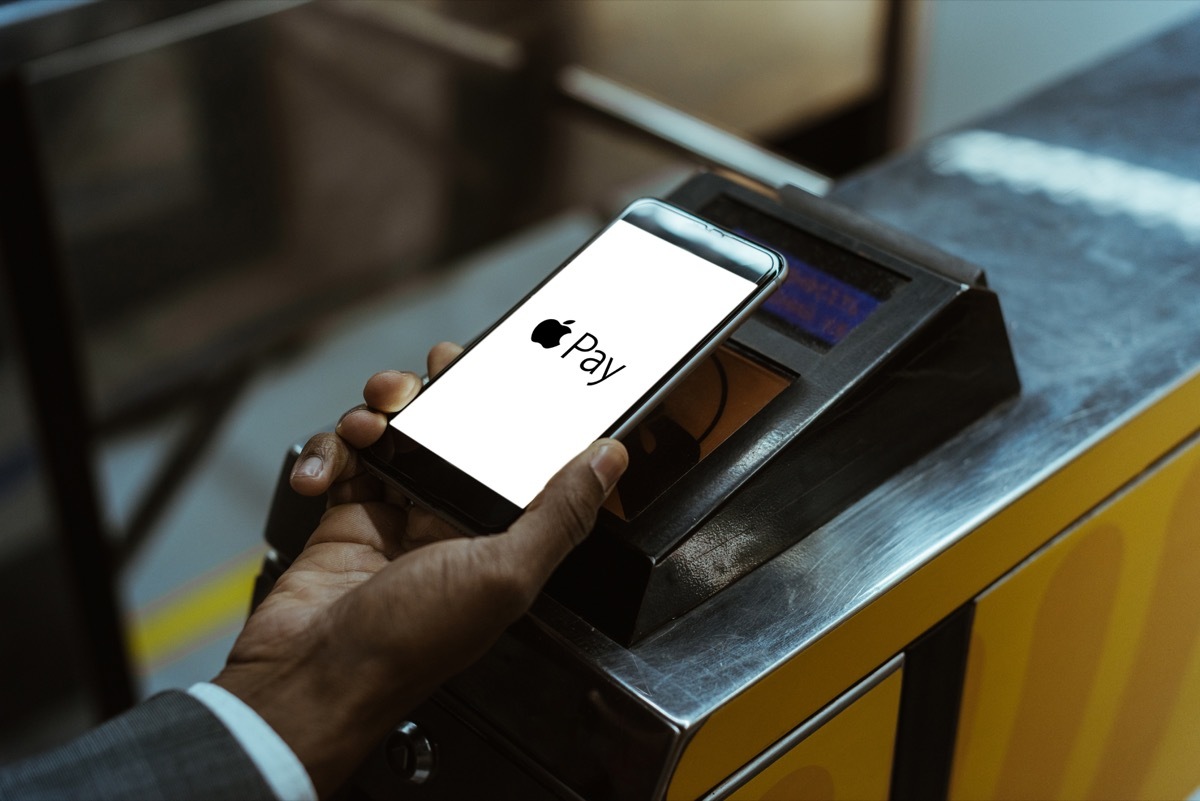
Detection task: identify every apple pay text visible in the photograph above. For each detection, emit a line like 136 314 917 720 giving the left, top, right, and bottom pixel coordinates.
531 318 626 387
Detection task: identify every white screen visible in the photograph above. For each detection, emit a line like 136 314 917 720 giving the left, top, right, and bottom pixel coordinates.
392 220 757 507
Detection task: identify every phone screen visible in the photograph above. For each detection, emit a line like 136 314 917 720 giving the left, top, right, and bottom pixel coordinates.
390 217 760 508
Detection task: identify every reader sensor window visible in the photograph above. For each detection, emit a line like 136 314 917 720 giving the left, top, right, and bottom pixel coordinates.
702 197 909 352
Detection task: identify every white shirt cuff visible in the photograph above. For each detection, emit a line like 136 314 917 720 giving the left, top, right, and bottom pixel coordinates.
188 681 318 801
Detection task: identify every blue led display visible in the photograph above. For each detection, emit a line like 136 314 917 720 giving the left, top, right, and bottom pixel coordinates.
762 253 882 347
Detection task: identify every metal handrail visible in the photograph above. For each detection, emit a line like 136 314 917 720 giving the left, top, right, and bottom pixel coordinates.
557 65 832 197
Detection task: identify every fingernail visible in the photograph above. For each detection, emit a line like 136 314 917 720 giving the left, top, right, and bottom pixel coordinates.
294 455 324 480
589 442 627 494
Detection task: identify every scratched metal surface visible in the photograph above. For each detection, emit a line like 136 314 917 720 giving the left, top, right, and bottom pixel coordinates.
527 17 1200 727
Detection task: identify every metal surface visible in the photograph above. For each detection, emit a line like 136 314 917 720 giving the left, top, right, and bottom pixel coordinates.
23 0 307 82
558 65 832 197
0 0 212 74
313 0 523 73
385 721 437 785
457 17 1200 792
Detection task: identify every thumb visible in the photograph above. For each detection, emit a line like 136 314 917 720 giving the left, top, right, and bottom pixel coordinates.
498 439 628 585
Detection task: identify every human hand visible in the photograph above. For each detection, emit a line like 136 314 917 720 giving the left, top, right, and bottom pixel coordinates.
214 342 628 797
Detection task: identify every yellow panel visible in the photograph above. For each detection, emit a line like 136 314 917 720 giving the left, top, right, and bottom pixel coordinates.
731 669 902 801
950 435 1200 800
668 370 1200 800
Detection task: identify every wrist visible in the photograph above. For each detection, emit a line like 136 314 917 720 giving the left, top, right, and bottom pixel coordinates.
214 653 391 798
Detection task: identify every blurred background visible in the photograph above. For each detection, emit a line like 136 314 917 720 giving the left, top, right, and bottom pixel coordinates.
2 0 1198 761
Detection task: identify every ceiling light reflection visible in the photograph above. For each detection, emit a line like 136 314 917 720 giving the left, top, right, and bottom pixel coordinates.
928 130 1200 243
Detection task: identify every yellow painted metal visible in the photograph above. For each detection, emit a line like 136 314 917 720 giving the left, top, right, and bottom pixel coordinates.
950 435 1200 800
668 369 1200 799
730 669 903 801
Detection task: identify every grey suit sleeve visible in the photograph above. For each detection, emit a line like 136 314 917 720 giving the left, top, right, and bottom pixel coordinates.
0 690 277 800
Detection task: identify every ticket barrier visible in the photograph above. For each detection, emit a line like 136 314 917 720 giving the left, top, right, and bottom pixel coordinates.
254 171 1020 798
257 21 1200 801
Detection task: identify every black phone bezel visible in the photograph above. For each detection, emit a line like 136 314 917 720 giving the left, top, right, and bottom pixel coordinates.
362 430 524 533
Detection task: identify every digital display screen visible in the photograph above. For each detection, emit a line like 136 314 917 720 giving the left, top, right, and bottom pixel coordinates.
757 255 882 348
390 219 758 507
703 197 908 351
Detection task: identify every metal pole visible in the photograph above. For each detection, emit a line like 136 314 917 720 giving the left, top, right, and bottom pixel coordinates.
0 69 135 718
557 65 832 197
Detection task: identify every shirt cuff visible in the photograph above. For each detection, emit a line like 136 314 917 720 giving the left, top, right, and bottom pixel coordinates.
188 682 318 801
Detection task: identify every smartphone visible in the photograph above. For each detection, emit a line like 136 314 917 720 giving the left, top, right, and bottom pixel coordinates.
362 198 786 533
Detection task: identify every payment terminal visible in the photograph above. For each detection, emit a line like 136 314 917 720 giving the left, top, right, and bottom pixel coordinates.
543 172 1019 643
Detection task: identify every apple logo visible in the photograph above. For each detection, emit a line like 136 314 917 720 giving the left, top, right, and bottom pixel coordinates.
531 318 574 348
